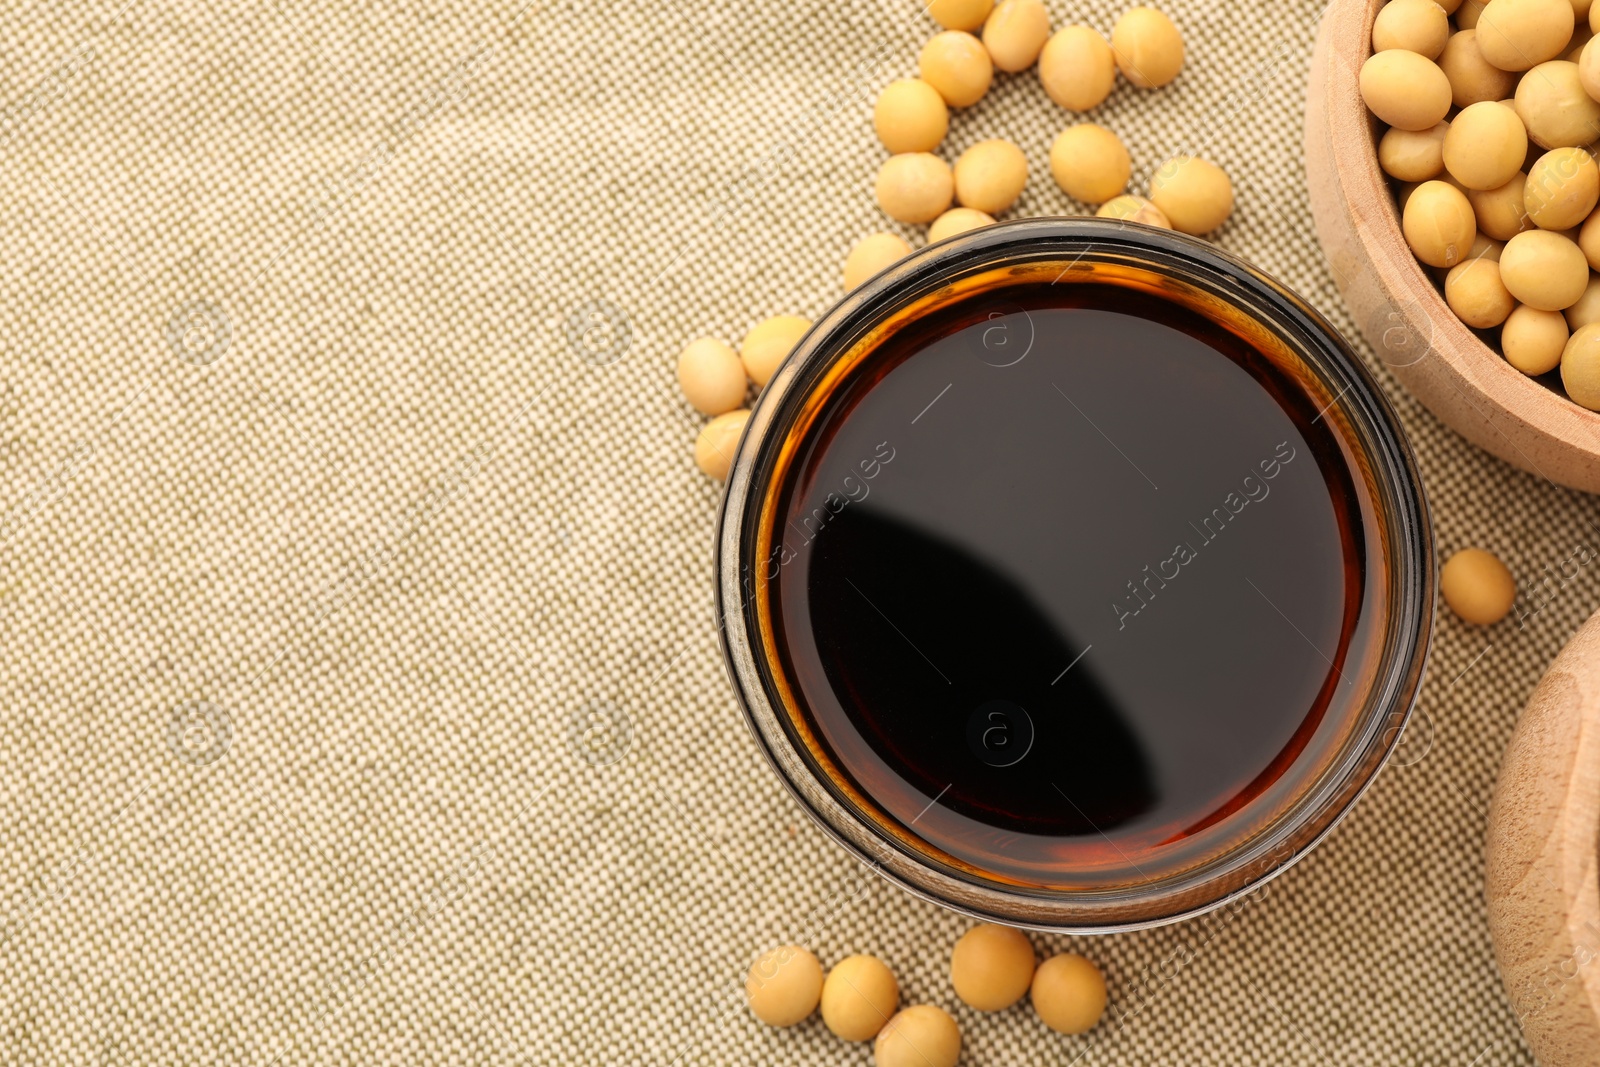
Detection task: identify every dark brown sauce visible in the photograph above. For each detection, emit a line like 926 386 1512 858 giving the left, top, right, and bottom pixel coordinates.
767 280 1369 886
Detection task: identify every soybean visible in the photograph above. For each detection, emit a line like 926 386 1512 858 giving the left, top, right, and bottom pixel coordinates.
1579 207 1600 268
1567 275 1600 328
954 138 1028 214
876 153 955 224
1402 180 1478 267
820 955 899 1042
1110 7 1185 88
745 944 823 1026
1050 124 1131 203
1501 228 1590 308
1373 0 1452 58
982 0 1051 72
1097 194 1171 227
1503 304 1570 373
696 409 752 480
844 233 913 290
928 0 993 32
1476 0 1575 71
1563 322 1600 406
1468 177 1532 241
874 79 950 154
1361 50 1454 130
875 1006 961 1067
928 206 996 242
740 314 812 386
1445 258 1516 326
677 337 747 416
1039 25 1116 111
950 924 1035 1012
1439 29 1519 106
1581 32 1600 97
1514 60 1600 147
1379 122 1450 182
920 31 994 107
1031 954 1108 1035
1440 548 1517 625
1148 155 1235 234
1525 147 1600 230
1443 102 1527 189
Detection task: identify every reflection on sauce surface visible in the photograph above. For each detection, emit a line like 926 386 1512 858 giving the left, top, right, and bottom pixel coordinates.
768 281 1373 887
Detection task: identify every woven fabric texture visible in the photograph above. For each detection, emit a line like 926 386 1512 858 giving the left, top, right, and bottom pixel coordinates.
1 0 1590 1062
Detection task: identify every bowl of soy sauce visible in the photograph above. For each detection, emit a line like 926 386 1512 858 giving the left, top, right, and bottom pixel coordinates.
715 218 1433 933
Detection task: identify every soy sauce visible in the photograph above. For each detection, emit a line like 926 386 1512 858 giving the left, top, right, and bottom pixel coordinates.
767 280 1367 887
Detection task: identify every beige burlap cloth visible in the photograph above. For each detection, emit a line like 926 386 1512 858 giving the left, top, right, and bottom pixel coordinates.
3 0 1594 1062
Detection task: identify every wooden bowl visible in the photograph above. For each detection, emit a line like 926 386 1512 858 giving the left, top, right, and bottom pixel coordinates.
1485 607 1600 1067
1305 0 1600 493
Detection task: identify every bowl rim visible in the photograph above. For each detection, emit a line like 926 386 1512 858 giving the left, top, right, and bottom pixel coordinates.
1307 0 1600 491
713 217 1435 932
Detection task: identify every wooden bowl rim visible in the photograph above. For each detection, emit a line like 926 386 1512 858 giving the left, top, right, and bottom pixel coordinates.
1485 605 1600 1064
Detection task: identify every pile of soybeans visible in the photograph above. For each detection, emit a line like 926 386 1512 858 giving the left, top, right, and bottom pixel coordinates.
744 923 1107 1067
1361 0 1600 408
681 0 1239 479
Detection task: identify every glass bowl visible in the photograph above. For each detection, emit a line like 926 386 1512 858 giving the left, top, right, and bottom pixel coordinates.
715 218 1433 932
